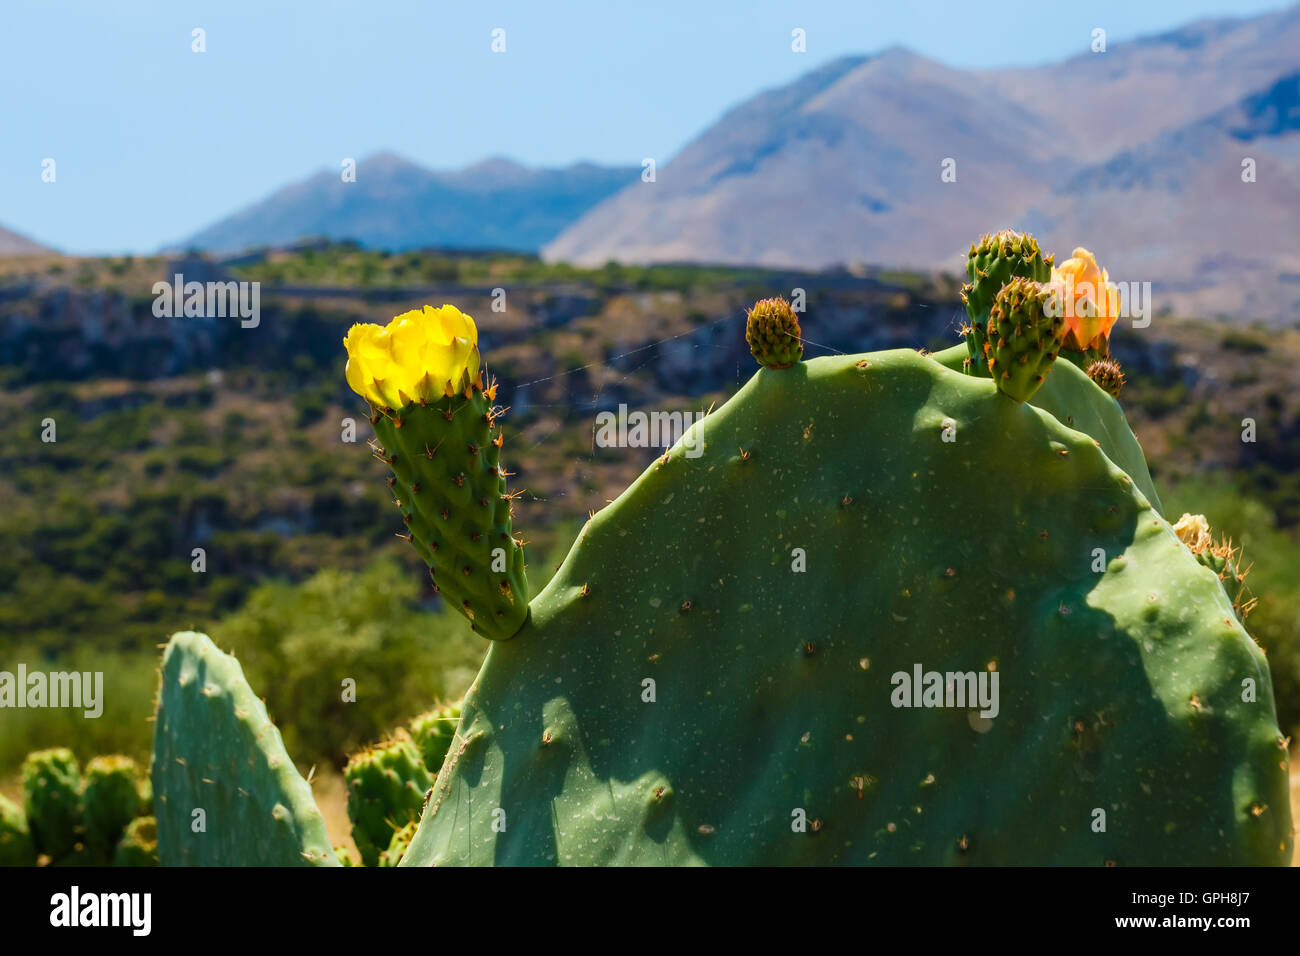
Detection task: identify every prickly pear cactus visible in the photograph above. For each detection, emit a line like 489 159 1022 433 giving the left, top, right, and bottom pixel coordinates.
344 731 432 867
0 794 36 866
113 816 158 867
21 748 82 860
401 347 1290 866
83 755 144 862
152 631 339 866
409 702 462 776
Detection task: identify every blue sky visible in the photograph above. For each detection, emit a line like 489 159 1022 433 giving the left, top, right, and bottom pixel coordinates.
1 0 1290 254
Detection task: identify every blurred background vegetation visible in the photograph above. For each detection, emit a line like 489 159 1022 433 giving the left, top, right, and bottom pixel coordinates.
1 244 1298 785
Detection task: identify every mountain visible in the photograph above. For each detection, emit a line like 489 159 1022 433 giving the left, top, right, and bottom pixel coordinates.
544 4 1300 321
176 153 639 255
0 223 53 256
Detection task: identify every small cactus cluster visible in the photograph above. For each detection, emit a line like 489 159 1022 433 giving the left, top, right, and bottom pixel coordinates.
343 731 433 867
1 748 154 866
341 703 463 866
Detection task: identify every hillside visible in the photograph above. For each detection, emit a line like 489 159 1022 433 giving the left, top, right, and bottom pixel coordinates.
0 224 53 257
544 4 1300 321
176 153 639 255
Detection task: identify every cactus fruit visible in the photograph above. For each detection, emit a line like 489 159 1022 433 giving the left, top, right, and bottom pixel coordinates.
984 278 1066 403
82 755 144 862
1086 358 1125 398
113 816 158 867
961 230 1053 377
398 346 1288 866
745 297 804 370
377 821 418 867
409 702 462 776
343 731 433 867
152 631 339 866
21 748 82 860
345 305 529 640
0 794 37 866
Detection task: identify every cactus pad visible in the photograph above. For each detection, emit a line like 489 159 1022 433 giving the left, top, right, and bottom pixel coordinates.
0 794 36 867
152 631 339 866
83 755 144 861
402 350 1289 866
409 702 463 776
370 384 530 640
113 816 158 867
21 748 82 860
344 731 433 867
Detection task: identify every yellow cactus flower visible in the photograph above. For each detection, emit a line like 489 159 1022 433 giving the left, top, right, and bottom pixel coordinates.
343 304 481 408
1051 247 1121 351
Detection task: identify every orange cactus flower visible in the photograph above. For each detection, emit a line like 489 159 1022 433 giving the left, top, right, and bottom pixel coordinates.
1051 248 1121 351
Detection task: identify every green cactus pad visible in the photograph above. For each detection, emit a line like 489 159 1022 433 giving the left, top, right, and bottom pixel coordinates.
962 230 1053 377
402 350 1289 866
335 845 362 866
370 386 529 640
409 702 463 776
985 277 1067 403
21 748 82 860
377 820 418 867
344 731 433 867
152 631 339 866
0 794 36 867
113 816 158 867
83 755 144 862
931 343 1161 515
745 297 804 370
